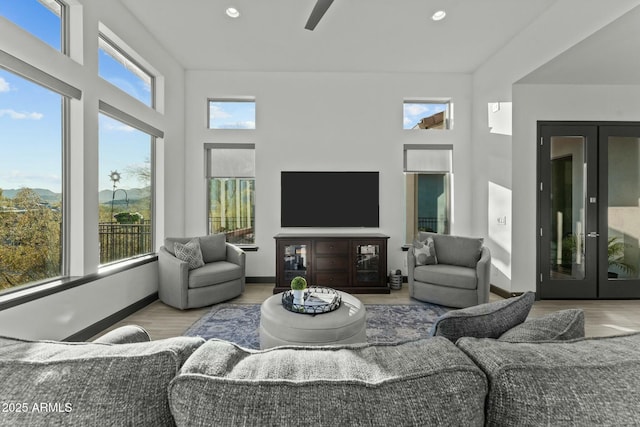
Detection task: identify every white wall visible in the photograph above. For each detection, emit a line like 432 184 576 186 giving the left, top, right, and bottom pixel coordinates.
184 71 472 278
0 0 185 339
471 0 640 293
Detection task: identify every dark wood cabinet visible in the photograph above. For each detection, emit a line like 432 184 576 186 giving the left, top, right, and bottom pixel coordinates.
274 233 389 294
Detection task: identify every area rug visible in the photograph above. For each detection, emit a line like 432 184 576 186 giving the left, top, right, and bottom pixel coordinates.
183 302 449 349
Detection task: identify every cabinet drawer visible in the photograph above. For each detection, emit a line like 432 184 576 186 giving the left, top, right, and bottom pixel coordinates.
315 241 349 255
315 256 349 271
315 272 349 286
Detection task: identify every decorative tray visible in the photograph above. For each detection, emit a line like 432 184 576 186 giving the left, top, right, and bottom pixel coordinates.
282 286 341 315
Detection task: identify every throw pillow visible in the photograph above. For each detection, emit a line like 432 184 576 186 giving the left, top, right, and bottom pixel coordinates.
174 238 205 270
199 233 227 263
429 291 536 342
498 309 585 342
413 237 438 265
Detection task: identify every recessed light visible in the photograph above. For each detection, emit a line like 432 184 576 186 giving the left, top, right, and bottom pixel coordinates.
226 7 240 18
432 10 446 21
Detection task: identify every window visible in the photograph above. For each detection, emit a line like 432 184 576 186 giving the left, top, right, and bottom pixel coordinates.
206 144 255 245
404 145 453 241
403 100 451 130
0 0 66 53
98 34 154 107
98 111 155 264
208 99 256 129
0 69 64 291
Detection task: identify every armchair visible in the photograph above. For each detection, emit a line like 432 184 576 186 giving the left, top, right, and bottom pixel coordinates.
158 234 245 310
408 231 491 308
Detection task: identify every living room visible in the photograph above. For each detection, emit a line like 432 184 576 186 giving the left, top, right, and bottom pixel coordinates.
2 0 640 342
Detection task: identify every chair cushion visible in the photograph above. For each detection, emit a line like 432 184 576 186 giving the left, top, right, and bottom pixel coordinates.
0 335 204 427
420 232 483 268
413 236 438 265
168 338 488 427
188 261 243 289
413 264 477 290
199 233 227 263
457 333 640 426
499 309 585 342
430 291 535 342
174 238 205 270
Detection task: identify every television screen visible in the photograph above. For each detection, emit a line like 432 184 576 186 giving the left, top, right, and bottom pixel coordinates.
281 171 379 227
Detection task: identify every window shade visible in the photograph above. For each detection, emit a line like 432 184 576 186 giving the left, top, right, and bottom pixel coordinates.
403 144 452 173
206 144 255 178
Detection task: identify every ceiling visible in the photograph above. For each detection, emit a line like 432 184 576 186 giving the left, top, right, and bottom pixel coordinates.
120 0 559 74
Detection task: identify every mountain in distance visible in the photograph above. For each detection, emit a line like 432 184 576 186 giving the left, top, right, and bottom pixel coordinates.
1 187 150 204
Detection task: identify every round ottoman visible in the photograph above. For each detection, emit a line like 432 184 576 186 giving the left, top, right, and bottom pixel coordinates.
259 291 367 349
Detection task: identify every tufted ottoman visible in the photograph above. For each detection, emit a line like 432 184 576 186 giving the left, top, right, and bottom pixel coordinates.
259 290 367 348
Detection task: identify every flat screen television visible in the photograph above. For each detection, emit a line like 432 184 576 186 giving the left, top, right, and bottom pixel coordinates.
281 171 379 227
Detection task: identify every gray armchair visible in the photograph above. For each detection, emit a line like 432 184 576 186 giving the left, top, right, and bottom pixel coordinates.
158 234 245 310
408 231 491 308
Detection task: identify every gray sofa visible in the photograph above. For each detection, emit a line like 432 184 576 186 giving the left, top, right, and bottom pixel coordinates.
2 295 640 426
408 231 491 308
158 233 245 309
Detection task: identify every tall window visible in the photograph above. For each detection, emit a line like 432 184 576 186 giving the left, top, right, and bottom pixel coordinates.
206 144 255 245
208 99 256 129
98 112 154 264
404 145 453 241
0 69 63 291
0 0 66 52
98 34 154 107
403 100 451 130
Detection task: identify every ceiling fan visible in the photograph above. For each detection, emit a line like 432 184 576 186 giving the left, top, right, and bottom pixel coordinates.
305 0 334 31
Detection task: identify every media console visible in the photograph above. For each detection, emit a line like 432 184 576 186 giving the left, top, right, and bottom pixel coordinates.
274 233 390 294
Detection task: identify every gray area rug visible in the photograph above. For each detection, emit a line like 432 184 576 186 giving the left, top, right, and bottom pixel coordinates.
184 302 449 349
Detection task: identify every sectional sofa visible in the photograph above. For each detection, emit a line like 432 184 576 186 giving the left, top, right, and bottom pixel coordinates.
2 293 640 426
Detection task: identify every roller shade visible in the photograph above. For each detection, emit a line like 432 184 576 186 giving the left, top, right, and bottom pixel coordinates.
403 144 452 173
206 143 255 178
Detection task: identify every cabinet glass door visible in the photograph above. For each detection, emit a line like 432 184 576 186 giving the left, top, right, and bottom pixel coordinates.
354 244 380 284
283 243 308 283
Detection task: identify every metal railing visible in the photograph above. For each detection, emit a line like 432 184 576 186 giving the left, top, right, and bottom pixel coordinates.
418 217 449 234
208 216 255 244
99 220 152 264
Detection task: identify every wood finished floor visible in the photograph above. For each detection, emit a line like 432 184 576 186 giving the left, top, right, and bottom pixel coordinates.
94 284 640 340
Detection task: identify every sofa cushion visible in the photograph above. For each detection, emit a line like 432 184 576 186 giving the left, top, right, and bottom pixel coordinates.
0 335 204 427
420 232 483 268
430 291 535 342
413 264 477 290
413 236 438 265
499 309 585 342
457 333 640 426
199 233 227 263
174 238 205 270
187 261 243 289
169 338 488 426
164 237 190 256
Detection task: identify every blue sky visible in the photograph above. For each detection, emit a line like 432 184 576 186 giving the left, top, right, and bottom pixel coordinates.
0 0 151 193
209 101 256 129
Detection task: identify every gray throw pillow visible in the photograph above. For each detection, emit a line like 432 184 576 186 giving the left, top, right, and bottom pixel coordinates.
430 291 536 342
199 233 227 263
499 309 585 342
413 237 438 265
174 238 205 270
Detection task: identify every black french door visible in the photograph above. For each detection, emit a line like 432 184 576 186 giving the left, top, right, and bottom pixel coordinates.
538 122 640 299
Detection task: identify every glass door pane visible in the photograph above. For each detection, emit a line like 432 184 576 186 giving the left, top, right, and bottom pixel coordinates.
606 136 640 280
283 244 308 283
550 136 587 281
355 244 380 283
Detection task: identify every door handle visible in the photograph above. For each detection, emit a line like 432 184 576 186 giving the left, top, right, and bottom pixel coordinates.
587 232 600 238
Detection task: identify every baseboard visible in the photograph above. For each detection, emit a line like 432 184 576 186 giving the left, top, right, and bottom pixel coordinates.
246 276 276 283
64 292 158 342
490 285 523 299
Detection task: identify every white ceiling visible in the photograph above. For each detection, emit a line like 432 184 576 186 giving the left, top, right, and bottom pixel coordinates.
120 0 559 73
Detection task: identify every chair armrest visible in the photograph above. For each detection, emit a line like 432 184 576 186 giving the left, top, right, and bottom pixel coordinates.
475 246 492 304
93 325 151 344
226 243 246 268
158 246 189 309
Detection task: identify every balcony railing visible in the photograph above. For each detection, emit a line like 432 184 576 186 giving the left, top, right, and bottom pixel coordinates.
418 217 449 234
208 216 255 244
99 221 152 264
